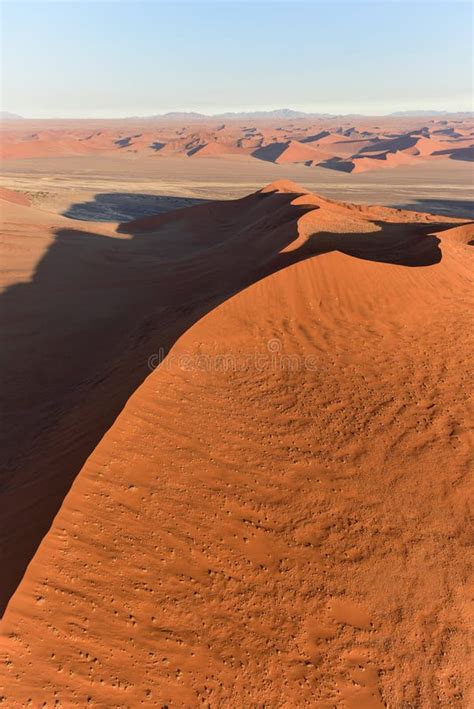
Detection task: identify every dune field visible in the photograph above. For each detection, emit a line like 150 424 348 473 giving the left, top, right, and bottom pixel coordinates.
0 157 473 705
1 114 473 174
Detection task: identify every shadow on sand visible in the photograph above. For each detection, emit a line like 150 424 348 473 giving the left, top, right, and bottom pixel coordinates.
391 198 474 220
62 192 208 222
0 189 457 614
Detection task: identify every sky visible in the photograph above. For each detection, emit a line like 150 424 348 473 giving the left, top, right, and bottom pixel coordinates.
1 0 473 118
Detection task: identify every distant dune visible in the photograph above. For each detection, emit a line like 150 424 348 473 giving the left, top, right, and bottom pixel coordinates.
1 180 472 706
1 115 473 173
0 186 31 206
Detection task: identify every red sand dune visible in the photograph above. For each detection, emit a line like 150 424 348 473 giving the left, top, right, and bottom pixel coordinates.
353 149 419 173
187 141 243 157
1 180 473 706
252 140 331 164
433 145 474 162
1 116 473 172
0 186 31 206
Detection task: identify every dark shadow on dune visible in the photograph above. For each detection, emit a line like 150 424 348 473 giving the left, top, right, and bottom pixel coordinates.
356 135 418 154
318 157 355 173
0 188 457 614
115 137 133 148
391 198 474 220
267 221 448 276
432 146 474 162
252 142 288 162
114 134 142 148
432 128 463 138
62 192 208 222
300 131 330 143
354 152 388 161
187 144 207 156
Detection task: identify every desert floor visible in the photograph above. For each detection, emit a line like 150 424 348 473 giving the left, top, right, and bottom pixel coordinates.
1 154 473 220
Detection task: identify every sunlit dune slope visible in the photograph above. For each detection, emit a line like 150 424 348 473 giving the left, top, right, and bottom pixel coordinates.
1 181 473 707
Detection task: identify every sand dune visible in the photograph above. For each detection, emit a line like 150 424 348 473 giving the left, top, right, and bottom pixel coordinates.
187 141 243 158
0 186 31 206
1 115 473 173
433 145 474 162
252 140 330 165
1 180 473 706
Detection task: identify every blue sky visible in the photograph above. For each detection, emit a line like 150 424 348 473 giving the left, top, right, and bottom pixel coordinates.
1 1 472 117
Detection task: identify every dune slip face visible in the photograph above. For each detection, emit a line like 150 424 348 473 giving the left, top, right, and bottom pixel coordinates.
1 180 473 707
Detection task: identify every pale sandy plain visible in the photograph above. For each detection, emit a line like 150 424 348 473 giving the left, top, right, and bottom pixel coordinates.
0 117 473 707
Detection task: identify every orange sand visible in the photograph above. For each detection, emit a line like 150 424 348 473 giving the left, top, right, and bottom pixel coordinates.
0 180 473 706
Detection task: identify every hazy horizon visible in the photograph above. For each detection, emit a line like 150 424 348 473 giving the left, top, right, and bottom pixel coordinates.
1 107 473 121
1 1 472 119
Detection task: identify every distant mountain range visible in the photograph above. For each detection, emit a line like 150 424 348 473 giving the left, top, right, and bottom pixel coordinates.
142 109 332 121
389 110 473 117
1 108 472 121
0 111 24 120
147 109 473 121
